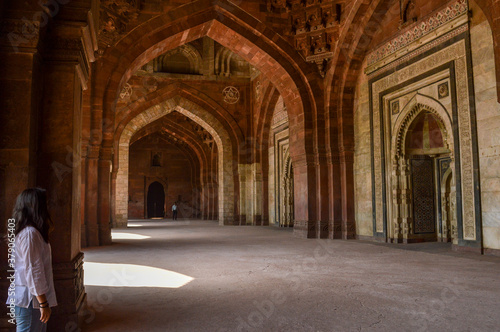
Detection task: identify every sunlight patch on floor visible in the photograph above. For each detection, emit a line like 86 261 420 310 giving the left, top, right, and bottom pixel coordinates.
111 232 150 240
84 262 194 288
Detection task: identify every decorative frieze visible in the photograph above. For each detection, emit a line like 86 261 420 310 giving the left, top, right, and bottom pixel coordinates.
366 0 468 74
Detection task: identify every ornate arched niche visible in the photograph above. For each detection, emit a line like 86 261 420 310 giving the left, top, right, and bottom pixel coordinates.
153 44 202 75
390 101 457 243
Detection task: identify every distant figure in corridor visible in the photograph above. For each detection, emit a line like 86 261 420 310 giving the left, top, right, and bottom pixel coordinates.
172 203 178 220
7 188 57 331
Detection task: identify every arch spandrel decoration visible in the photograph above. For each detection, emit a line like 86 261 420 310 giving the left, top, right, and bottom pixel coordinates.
392 96 454 159
115 96 234 227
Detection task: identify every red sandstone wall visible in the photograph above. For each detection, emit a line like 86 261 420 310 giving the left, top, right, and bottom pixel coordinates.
128 134 198 219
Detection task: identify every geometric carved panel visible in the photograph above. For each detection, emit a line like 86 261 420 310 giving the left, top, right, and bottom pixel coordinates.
411 158 436 234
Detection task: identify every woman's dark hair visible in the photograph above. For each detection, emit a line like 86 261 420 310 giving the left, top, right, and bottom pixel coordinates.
12 188 53 243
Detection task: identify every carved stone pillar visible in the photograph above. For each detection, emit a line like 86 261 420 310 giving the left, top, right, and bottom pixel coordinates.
392 156 403 243
201 181 209 220
85 145 100 247
449 157 458 245
0 14 42 328
315 152 330 239
252 163 263 226
208 182 215 221
80 142 89 248
401 158 413 242
98 147 113 245
292 156 318 239
111 169 118 227
340 149 356 239
327 152 342 239
36 32 89 330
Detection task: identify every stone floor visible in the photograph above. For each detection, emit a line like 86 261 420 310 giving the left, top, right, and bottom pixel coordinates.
82 220 500 332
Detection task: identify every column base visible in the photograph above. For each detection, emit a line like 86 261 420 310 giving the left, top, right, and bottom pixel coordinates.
253 215 262 226
342 219 356 240
49 252 87 331
293 220 316 238
329 220 342 239
317 220 329 239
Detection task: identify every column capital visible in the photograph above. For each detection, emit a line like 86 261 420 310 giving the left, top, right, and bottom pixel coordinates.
0 18 41 53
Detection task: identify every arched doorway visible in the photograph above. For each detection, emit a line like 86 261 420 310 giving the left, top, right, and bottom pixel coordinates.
391 103 456 243
147 182 165 218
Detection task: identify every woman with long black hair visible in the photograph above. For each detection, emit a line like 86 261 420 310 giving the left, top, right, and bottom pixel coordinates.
6 188 57 331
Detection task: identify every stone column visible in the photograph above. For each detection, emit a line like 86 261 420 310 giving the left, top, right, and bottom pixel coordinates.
340 149 356 239
400 158 413 243
292 156 318 238
391 157 404 243
85 145 100 247
238 165 248 224
316 152 330 238
110 169 118 226
252 163 263 225
0 14 42 327
36 32 88 330
327 152 343 239
98 147 113 245
201 181 208 219
80 142 88 248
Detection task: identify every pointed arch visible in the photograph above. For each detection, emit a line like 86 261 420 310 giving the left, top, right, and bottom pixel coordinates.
392 94 454 158
93 0 319 167
115 96 234 227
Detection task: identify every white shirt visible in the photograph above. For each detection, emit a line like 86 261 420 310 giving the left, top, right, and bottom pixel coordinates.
172 205 177 211
6 226 57 308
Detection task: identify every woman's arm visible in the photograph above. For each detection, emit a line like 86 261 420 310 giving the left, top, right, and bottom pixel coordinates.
18 229 52 323
36 294 51 323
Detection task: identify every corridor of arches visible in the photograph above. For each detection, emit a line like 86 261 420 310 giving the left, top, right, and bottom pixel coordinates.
1 0 500 330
